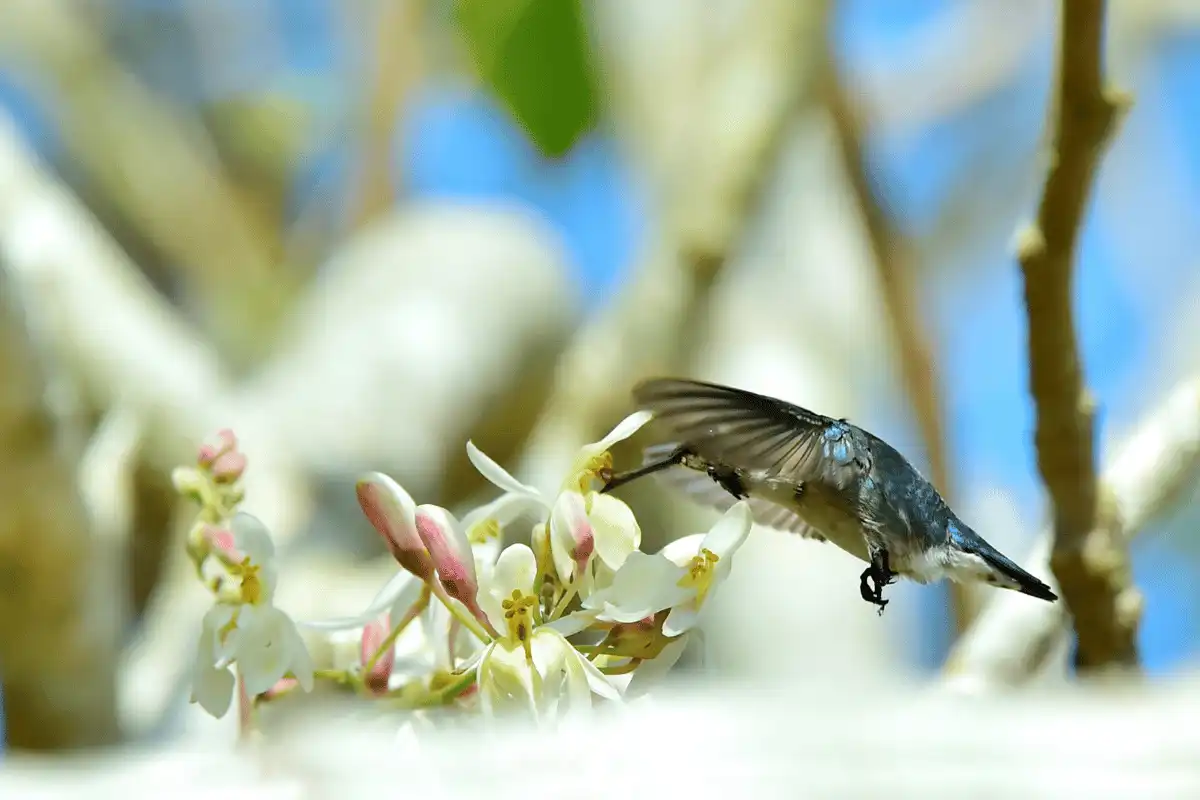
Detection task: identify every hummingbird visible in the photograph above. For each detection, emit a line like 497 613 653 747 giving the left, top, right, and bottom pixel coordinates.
600 377 1057 614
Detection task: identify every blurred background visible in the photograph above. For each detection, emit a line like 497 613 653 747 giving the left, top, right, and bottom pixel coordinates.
1 0 1199 767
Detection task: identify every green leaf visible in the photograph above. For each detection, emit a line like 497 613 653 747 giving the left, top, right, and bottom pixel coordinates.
455 0 599 158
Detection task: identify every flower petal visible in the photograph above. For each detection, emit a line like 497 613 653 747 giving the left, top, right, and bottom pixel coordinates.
285 620 315 693
191 662 235 719
235 605 306 697
560 654 594 713
295 569 418 632
356 472 434 580
702 499 753 558
590 410 654 454
588 493 641 570
480 544 537 632
230 512 274 565
529 628 571 680
491 543 538 599
573 649 622 701
201 604 239 663
625 633 690 698
549 490 594 582
546 608 601 637
658 533 704 566
662 600 701 638
461 493 541 541
466 441 543 499
191 613 236 718
582 551 689 623
480 641 538 716
414 505 478 603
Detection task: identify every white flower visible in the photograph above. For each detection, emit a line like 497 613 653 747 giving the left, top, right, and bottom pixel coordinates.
463 543 620 717
579 501 753 637
466 411 651 588
190 513 314 718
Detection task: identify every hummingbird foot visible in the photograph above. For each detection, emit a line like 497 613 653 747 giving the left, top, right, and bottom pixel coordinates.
705 463 748 500
861 547 896 616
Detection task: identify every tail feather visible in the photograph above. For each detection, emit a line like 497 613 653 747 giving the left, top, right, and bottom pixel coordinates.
968 538 1058 602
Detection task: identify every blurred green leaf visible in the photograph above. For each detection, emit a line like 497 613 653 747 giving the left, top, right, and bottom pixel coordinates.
455 0 598 158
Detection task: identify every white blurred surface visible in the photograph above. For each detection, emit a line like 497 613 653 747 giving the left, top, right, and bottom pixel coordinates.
5 677 1200 798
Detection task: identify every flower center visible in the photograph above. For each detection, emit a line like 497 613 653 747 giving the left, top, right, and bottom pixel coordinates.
232 557 263 605
501 588 538 649
676 548 720 606
573 451 612 494
469 517 501 545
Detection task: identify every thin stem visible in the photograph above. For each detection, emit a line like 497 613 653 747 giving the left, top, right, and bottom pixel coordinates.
235 668 254 741
549 582 579 621
363 584 431 678
438 669 478 703
446 616 461 670
574 644 622 656
431 582 495 642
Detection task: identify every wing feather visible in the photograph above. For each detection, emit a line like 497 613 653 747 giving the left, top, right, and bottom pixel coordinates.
643 444 827 541
633 377 867 486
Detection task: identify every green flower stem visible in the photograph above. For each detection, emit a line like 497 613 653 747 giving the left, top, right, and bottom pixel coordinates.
549 582 579 621
438 669 478 703
389 669 478 708
363 584 432 678
235 668 255 741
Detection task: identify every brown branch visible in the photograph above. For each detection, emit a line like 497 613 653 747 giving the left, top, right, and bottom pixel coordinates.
514 0 832 488
1017 0 1133 672
0 273 122 750
822 62 972 632
2 0 294 367
944 376 1200 688
350 0 425 226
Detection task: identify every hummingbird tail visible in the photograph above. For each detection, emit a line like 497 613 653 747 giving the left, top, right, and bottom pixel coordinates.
967 538 1058 602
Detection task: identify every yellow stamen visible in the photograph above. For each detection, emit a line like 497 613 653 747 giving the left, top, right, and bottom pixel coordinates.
676 548 720 607
572 451 612 494
501 587 538 660
232 557 263 605
469 517 501 545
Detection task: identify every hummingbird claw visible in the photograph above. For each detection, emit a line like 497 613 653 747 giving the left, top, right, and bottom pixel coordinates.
860 548 895 615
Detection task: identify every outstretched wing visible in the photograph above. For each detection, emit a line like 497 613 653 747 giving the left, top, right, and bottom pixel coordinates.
632 377 870 490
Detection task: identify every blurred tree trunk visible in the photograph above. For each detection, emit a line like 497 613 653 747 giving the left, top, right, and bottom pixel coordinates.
0 277 122 749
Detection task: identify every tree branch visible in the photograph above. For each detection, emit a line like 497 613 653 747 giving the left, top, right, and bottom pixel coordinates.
1017 0 1133 672
944 376 1200 689
515 0 831 489
822 57 971 632
2 0 293 366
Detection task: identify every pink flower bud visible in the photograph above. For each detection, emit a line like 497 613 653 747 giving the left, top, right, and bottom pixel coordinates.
204 525 238 559
414 505 478 604
197 429 238 467
210 450 247 483
356 473 435 581
263 677 299 700
550 491 595 582
360 614 395 696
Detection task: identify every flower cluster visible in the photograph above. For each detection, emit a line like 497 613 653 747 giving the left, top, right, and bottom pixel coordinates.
174 416 753 731
173 430 313 721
